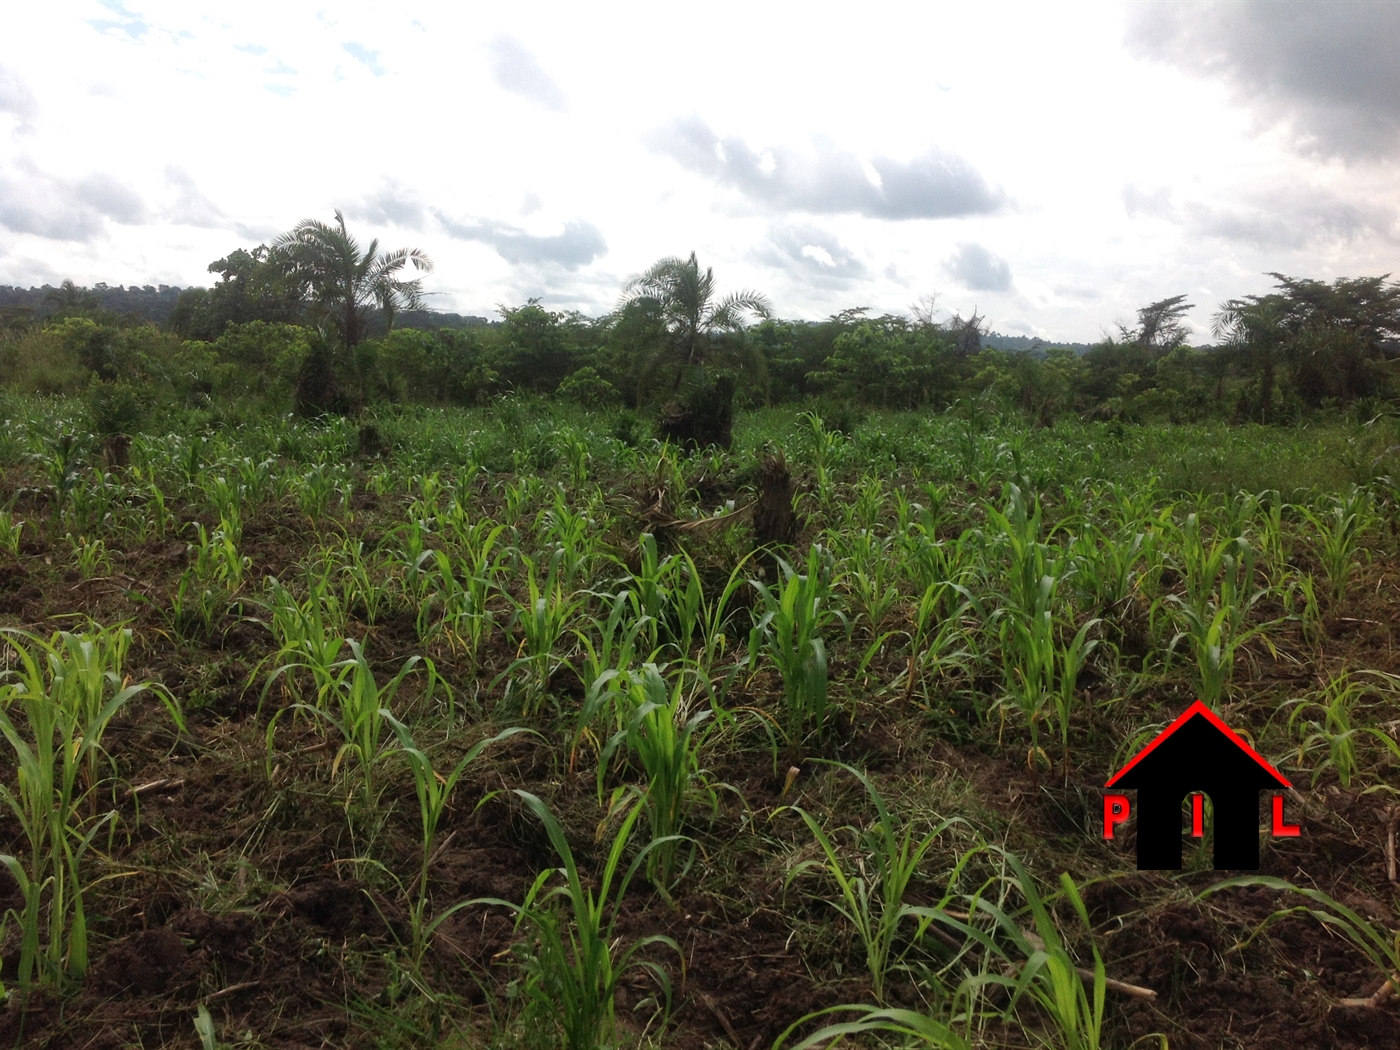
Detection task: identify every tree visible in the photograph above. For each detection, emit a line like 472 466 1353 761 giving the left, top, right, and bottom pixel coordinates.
496 299 581 394
947 308 987 356
618 251 771 394
1214 274 1400 416
167 246 303 340
42 280 102 318
1213 294 1288 423
1264 273 1400 405
1120 294 1195 351
273 210 433 349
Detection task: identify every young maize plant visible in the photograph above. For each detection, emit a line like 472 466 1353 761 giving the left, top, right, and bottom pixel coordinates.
783 762 959 1003
630 531 673 652
597 663 715 893
504 547 581 715
749 545 847 743
948 854 1109 1050
985 483 1058 622
534 488 593 584
1172 513 1251 619
1285 669 1370 788
1165 599 1275 709
573 590 655 713
65 472 118 536
1050 618 1101 776
142 482 176 542
1068 525 1146 616
31 431 85 521
502 475 546 524
833 528 902 635
1297 487 1374 603
432 518 507 671
65 533 111 579
265 639 431 812
385 518 438 636
254 574 348 713
619 533 703 659
905 579 977 703
202 472 243 527
800 410 847 502
233 456 275 508
844 475 890 533
691 557 750 697
0 510 23 555
996 592 1057 765
775 846 1120 1050
0 627 176 989
554 426 592 489
296 462 338 521
468 791 681 1050
337 539 394 627
381 714 528 967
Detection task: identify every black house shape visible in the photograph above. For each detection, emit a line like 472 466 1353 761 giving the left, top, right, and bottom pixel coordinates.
1106 701 1291 870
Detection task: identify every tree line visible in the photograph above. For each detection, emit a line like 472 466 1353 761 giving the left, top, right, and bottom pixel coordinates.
2 212 1398 432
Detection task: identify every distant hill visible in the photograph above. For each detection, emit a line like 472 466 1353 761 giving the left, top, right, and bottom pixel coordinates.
982 331 1095 354
0 283 494 332
391 308 494 331
0 283 185 324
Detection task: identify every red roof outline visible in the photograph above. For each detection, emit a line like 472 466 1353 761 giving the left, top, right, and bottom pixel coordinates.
1105 700 1291 789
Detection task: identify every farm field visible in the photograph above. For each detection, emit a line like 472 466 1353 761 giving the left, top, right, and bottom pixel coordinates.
0 399 1398 1050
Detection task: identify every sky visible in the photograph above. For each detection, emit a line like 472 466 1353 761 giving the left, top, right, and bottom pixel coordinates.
0 1 1397 343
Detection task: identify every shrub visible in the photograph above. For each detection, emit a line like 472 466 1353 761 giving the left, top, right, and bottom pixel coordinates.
85 377 144 437
557 366 620 408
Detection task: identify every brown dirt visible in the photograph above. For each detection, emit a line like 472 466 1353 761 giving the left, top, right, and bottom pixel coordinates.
0 461 1397 1048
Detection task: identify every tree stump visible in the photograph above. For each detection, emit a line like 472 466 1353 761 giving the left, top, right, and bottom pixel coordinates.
357 425 384 458
753 452 798 572
657 375 735 451
295 342 339 418
101 433 131 470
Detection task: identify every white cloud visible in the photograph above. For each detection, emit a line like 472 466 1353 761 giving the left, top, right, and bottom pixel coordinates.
0 2 1393 339
485 35 565 111
945 243 1012 293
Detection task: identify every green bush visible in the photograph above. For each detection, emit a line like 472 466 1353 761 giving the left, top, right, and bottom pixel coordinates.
85 377 144 437
0 327 87 396
557 366 620 408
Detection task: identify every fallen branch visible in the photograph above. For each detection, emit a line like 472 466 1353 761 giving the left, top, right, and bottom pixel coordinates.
123 777 186 800
667 501 756 533
202 979 262 1003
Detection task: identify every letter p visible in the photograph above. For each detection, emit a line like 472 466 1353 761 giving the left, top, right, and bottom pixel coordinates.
1103 794 1131 839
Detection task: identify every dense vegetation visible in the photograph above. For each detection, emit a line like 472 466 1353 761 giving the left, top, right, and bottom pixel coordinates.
3 214 1397 433
0 217 1398 1048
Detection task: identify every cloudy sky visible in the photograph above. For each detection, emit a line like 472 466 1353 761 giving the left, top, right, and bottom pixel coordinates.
1 1 1397 341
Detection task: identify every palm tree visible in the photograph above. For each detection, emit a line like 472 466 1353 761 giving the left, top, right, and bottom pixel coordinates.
619 251 771 393
1213 294 1288 423
273 210 433 349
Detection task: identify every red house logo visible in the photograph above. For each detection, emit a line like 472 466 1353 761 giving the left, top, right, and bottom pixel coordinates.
1103 701 1301 869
